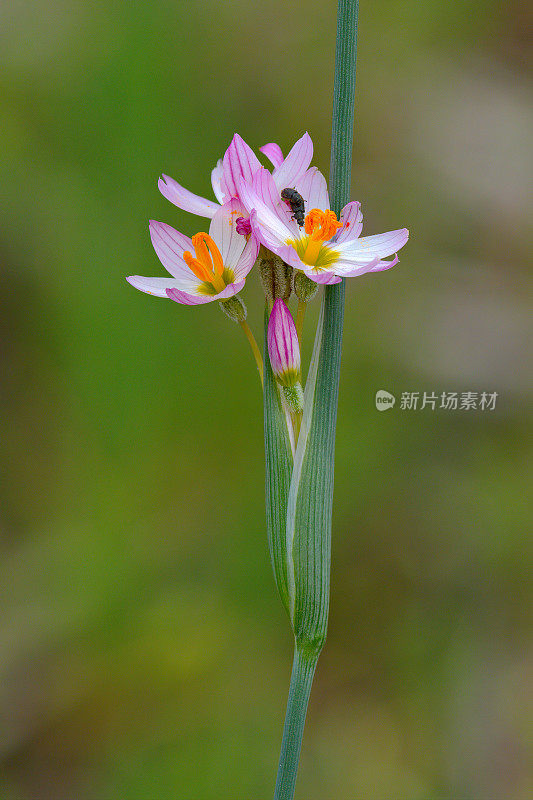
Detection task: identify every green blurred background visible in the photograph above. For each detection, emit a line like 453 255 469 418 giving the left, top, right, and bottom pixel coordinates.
2 1 531 798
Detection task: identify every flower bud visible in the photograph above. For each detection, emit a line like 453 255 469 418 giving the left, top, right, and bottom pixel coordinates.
267 299 301 388
219 295 247 323
293 270 319 303
260 253 293 302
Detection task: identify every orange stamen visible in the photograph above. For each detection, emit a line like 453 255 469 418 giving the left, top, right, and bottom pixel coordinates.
185 232 226 292
183 251 213 283
304 209 343 241
302 209 342 265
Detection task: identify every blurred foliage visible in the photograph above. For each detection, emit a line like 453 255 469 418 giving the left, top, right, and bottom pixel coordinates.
1 1 531 798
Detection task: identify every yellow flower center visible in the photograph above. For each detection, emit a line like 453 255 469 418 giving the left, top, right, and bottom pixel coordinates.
183 233 226 293
288 209 343 268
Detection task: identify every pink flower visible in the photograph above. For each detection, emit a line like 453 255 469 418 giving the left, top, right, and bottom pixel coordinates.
158 132 314 223
238 167 409 284
127 199 259 305
268 299 301 387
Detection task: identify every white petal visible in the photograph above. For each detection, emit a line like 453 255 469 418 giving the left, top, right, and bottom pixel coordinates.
127 275 197 298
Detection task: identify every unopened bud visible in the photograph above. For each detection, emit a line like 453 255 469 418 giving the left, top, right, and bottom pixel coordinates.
294 270 319 303
219 295 247 323
267 299 301 388
260 254 293 302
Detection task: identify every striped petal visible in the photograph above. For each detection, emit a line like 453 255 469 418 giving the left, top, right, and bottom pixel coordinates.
268 299 301 382
158 175 219 218
149 220 195 280
220 133 262 201
260 142 284 168
335 201 363 244
239 179 297 250
295 167 329 211
336 227 409 260
166 280 245 305
272 132 313 192
211 159 225 203
303 269 342 285
233 235 260 280
209 199 247 269
252 168 295 227
127 275 197 297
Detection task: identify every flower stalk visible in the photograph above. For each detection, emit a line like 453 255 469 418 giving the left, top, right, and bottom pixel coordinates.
240 319 264 386
270 2 360 798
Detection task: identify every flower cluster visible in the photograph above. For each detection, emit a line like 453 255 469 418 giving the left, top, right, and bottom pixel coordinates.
127 132 409 424
127 131 408 305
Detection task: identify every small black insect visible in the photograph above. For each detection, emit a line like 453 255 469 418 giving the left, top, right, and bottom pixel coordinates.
281 188 305 227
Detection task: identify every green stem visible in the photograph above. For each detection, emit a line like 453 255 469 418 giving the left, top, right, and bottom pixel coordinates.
273 648 318 800
271 2 359 797
240 319 264 386
295 300 306 345
329 0 359 216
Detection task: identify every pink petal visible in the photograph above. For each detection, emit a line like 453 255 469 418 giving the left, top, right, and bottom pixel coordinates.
233 235 260 281
149 220 195 280
267 299 300 379
295 167 329 211
276 245 341 284
272 132 313 192
158 175 219 218
368 255 400 273
302 269 342 285
220 133 262 201
335 201 363 244
238 180 296 251
252 168 296 227
127 276 185 297
209 198 247 269
338 228 409 260
277 245 306 270
166 280 245 305
260 142 284 168
249 209 279 252
211 159 225 203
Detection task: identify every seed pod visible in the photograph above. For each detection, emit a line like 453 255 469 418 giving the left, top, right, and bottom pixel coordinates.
293 270 319 303
260 254 293 303
219 295 247 323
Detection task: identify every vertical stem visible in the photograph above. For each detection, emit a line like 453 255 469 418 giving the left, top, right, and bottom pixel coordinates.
272 3 359 798
295 300 306 344
330 0 359 215
273 649 319 800
240 319 264 386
